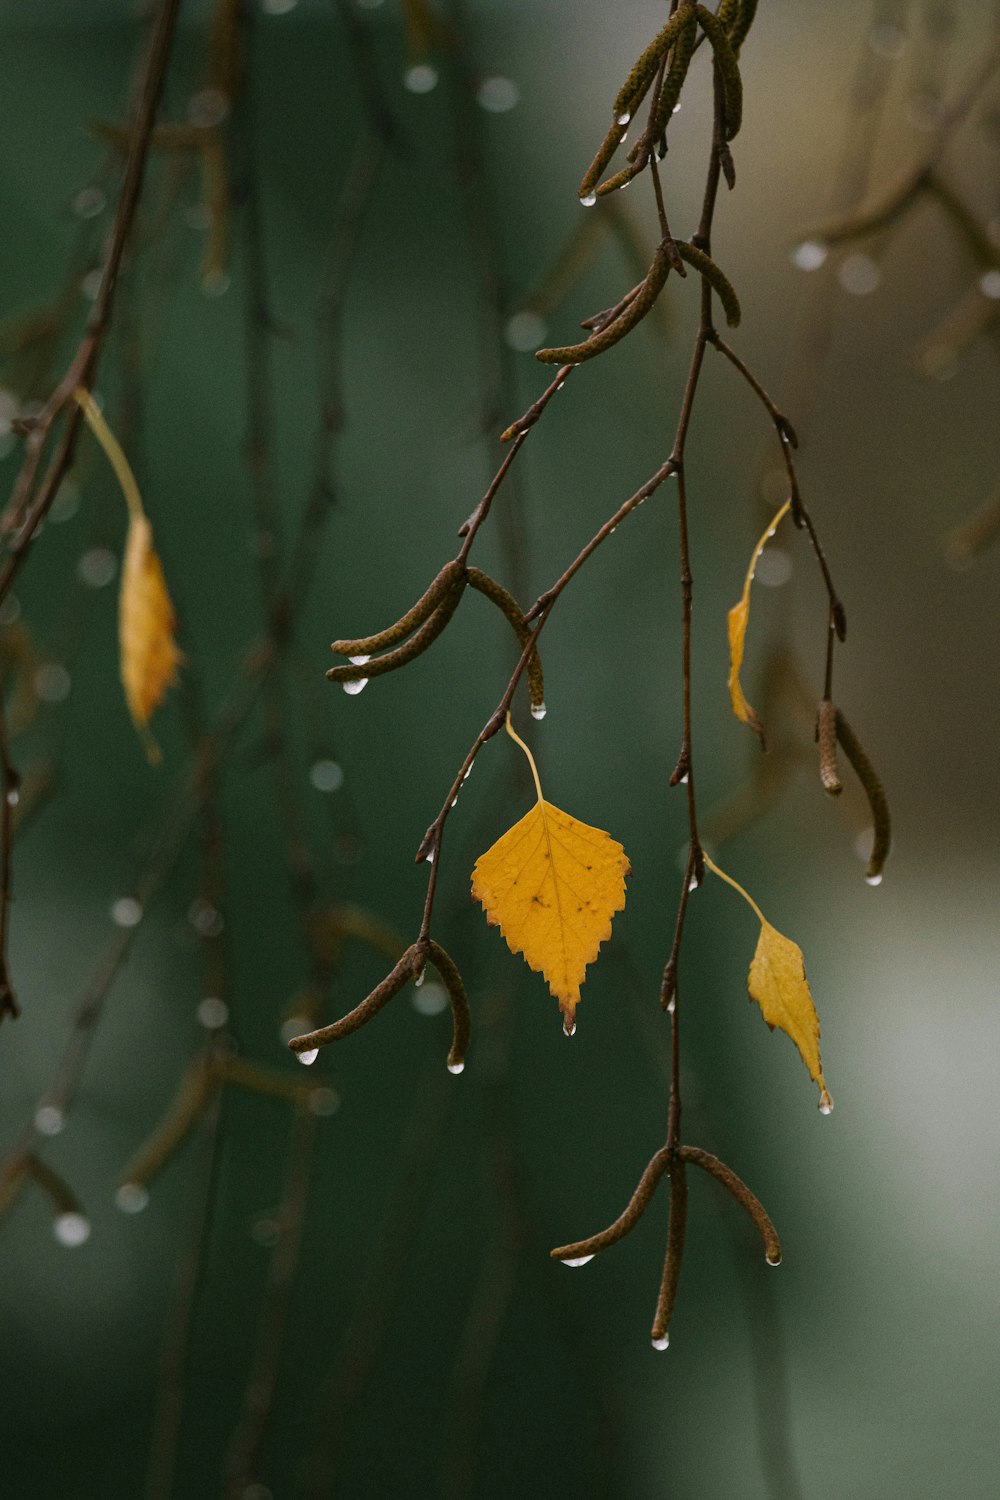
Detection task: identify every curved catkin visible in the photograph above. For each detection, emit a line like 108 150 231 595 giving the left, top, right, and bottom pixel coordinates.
730 0 760 56
651 1158 688 1344
578 120 628 202
695 6 743 140
835 710 891 880
535 242 672 365
466 568 545 713
327 577 465 682
640 9 698 159
817 699 843 796
550 1148 671 1262
680 1144 782 1265
287 949 417 1053
331 559 463 656
425 940 471 1072
674 240 742 326
612 4 695 126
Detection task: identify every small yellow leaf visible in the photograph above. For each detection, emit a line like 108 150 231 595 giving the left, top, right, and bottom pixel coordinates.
472 799 629 1032
727 498 791 739
749 921 831 1110
120 514 183 757
703 852 832 1110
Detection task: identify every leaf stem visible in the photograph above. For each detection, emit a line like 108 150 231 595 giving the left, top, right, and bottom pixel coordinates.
702 850 765 926
73 387 146 523
503 711 544 807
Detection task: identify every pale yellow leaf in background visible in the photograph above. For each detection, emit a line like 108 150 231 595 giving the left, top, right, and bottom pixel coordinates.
471 717 629 1032
704 852 832 1111
120 514 183 754
727 498 791 739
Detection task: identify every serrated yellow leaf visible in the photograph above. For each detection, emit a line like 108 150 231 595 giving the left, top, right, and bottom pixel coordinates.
727 498 791 739
471 716 629 1032
704 852 832 1111
120 513 183 747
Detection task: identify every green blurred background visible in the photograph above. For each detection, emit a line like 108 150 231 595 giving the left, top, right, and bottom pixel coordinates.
0 1 997 1497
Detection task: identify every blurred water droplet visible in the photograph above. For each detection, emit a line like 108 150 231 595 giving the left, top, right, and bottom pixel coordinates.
34 663 71 703
580 192 597 207
111 896 143 928
308 1086 340 1117
262 0 298 12
201 269 231 298
34 1105 65 1137
979 269 1000 300
756 547 792 588
666 996 676 1015
530 702 547 721
310 758 344 792
412 981 448 1016
81 268 103 301
424 849 434 864
504 310 547 352
197 996 229 1029
187 88 230 128
189 899 224 938
652 1334 670 1351
6 787 18 807
679 772 689 785
342 677 368 695
77 547 117 588
280 1014 310 1044
116 1182 150 1214
791 240 828 272
404 63 438 94
563 1255 594 1267
251 1216 282 1247
616 111 631 126
687 874 700 892
838 254 880 296
447 1060 465 1075
463 764 474 781
54 1212 91 1248
298 1048 318 1066
72 185 107 220
867 21 905 58
477 76 519 113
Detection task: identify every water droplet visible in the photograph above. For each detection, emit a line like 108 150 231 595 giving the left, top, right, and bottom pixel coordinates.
477 76 519 114
34 663 71 703
342 677 368 695
609 525 617 534
77 547 117 588
424 849 435 864
349 654 370 666
616 111 631 126
679 772 689 785
310 758 344 793
197 996 229 1029
865 872 883 887
756 548 792 588
765 1251 782 1266
447 1059 465 1075
791 240 828 272
530 702 547 721
579 191 597 207
687 874 700 893
463 764 474 781
563 1016 576 1037
979 269 1000 300
187 88 230 128
666 996 676 1015
450 797 458 808
838 253 881 297
308 1086 339 1117
563 1254 594 1267
262 0 297 12
34 1105 65 1137
652 1333 670 1351
54 1212 91 1248
111 896 143 928
251 1216 282 1247
414 968 425 987
81 268 103 301
412 981 448 1016
297 1048 318 1066
72 185 106 220
555 380 566 391
189 899 224 937
404 63 438 94
819 1090 834 1116
116 1182 149 1214
504 310 547 352
201 269 231 298
6 787 18 807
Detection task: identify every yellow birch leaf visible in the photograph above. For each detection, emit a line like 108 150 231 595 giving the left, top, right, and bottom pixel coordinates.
471 717 629 1033
704 852 832 1111
727 498 791 739
75 388 182 762
120 513 183 751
